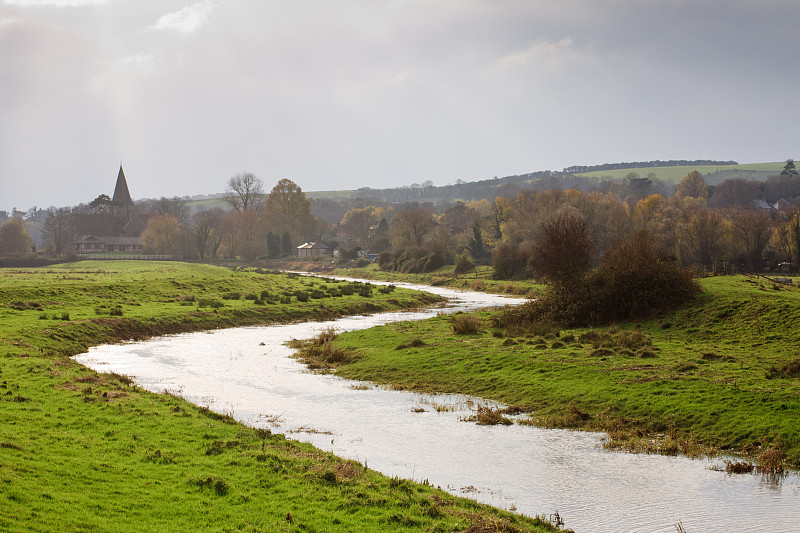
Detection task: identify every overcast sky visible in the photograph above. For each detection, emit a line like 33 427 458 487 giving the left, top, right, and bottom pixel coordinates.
1 0 798 212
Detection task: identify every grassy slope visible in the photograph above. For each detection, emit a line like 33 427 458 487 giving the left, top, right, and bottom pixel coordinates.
575 162 786 184
0 261 556 533
329 275 800 468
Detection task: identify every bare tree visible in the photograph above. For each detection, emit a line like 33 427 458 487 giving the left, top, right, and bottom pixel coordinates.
145 197 190 224
42 207 74 254
729 207 772 272
191 208 225 259
528 211 593 284
223 173 265 213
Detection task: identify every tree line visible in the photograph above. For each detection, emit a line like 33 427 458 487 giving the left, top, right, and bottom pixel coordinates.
2 160 799 275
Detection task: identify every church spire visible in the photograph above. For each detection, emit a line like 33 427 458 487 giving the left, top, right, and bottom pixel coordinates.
112 165 134 206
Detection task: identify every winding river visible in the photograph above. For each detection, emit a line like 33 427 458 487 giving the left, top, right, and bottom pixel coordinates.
74 280 800 533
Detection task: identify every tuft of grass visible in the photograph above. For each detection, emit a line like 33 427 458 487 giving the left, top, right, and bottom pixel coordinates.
451 313 483 335
396 338 427 350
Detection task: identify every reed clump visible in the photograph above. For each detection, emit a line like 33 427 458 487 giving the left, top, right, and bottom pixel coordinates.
289 327 355 371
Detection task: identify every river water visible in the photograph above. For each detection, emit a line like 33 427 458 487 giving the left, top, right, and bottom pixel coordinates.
74 281 800 533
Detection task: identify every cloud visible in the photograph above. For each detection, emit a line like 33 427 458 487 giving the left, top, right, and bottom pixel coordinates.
2 0 113 6
150 1 215 34
496 37 591 68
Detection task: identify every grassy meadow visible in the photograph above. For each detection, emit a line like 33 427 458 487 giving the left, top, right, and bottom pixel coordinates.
319 274 800 469
575 162 786 184
0 261 559 532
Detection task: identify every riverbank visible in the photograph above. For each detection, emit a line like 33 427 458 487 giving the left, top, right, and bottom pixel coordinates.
0 261 559 532
331 264 545 297
320 274 800 469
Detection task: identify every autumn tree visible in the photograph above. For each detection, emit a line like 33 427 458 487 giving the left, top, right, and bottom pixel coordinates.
262 179 318 242
42 207 74 254
729 207 772 272
680 208 728 265
141 214 183 255
0 218 32 255
709 178 759 209
675 170 709 200
789 213 800 269
221 209 261 258
223 172 265 213
340 206 385 248
390 208 435 248
770 215 793 264
490 196 513 240
528 210 593 284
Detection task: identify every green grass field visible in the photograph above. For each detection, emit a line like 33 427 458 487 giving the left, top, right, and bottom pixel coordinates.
0 261 558 532
575 162 787 185
324 275 800 469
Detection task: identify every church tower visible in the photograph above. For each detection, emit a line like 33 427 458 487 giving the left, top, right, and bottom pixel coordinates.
112 165 135 206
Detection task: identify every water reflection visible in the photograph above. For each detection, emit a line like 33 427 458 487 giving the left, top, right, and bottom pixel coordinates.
74 282 800 533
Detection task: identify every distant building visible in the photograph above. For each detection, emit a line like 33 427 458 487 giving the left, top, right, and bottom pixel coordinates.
774 198 800 213
74 235 143 253
296 242 331 257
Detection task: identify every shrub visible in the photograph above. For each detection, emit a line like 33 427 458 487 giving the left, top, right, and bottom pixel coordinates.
294 291 309 302
492 242 531 280
378 251 393 269
495 232 699 328
395 338 427 350
358 285 373 297
198 298 224 308
454 252 475 274
221 292 241 300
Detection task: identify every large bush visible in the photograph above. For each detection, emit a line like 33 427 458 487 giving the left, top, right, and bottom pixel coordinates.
491 242 531 280
497 232 700 329
381 246 446 274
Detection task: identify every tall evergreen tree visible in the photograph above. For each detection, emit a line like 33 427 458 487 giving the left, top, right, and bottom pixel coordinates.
281 232 293 257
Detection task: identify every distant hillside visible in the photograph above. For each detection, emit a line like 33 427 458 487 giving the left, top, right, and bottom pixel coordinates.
185 160 792 217
576 162 786 185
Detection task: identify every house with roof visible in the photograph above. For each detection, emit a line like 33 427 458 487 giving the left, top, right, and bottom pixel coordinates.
774 197 800 213
74 235 143 253
296 242 331 257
